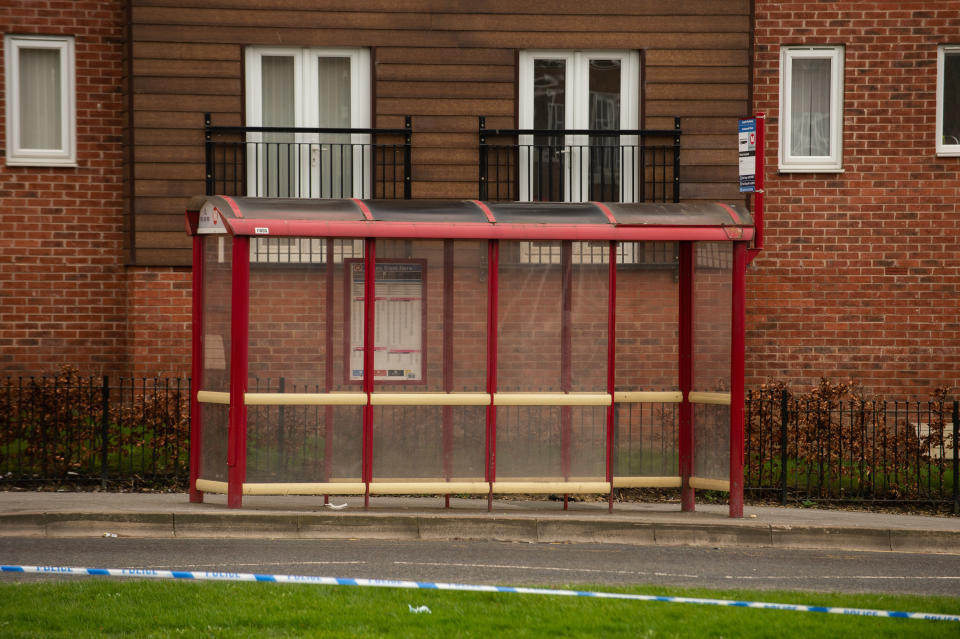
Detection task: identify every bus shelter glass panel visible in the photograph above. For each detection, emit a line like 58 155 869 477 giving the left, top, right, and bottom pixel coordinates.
369 239 488 481
245 237 364 483
693 241 732 482
496 240 608 481
613 242 680 478
199 234 234 482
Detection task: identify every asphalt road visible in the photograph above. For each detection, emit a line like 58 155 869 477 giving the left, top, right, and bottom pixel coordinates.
2 537 959 597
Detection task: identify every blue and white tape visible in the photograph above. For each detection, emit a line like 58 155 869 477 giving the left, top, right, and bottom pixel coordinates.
2 564 958 623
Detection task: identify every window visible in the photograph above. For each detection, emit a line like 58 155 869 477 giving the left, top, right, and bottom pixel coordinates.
4 34 76 166
518 50 640 202
244 47 370 197
937 45 960 156
779 46 843 172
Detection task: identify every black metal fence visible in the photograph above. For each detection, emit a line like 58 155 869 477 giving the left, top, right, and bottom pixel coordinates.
204 113 412 199
746 391 959 510
2 374 957 511
0 374 190 488
478 116 682 202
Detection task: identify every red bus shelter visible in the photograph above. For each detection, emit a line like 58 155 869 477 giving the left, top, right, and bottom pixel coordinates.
185 197 754 517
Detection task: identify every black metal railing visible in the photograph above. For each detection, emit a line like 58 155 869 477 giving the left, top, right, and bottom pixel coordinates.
746 391 959 509
479 116 681 203
0 374 190 488
205 113 412 199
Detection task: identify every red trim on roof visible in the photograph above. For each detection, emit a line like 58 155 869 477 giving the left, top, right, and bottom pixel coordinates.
471 200 497 223
220 195 244 218
351 198 375 221
714 201 742 225
591 202 618 225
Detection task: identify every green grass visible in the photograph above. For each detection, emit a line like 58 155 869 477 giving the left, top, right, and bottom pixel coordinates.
0 580 957 638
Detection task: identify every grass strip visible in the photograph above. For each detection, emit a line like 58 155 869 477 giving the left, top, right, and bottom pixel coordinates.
0 579 958 638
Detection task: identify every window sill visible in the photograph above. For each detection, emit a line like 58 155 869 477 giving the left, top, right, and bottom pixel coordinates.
4 157 78 168
777 166 844 174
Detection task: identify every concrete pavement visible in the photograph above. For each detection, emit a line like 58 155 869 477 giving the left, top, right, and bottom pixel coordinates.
1 491 958 554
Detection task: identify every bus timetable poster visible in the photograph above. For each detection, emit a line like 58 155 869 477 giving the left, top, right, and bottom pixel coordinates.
347 260 426 383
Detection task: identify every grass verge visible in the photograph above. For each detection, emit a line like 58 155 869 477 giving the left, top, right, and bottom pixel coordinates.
0 579 958 638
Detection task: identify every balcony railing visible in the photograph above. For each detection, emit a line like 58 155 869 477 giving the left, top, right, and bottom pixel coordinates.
204 113 412 199
479 116 681 203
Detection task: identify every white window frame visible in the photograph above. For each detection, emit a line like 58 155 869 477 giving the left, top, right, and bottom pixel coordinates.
779 46 844 173
936 45 960 157
518 50 640 202
244 46 371 197
4 34 76 167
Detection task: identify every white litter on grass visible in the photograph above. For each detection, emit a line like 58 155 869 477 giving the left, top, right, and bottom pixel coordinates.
408 604 431 614
102 533 117 538
324 503 348 510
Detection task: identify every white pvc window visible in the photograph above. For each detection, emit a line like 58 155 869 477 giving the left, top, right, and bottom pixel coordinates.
937 45 960 156
4 34 76 166
518 50 640 202
244 47 370 197
779 46 844 172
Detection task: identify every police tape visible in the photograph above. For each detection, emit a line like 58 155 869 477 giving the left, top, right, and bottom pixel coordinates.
2 564 958 622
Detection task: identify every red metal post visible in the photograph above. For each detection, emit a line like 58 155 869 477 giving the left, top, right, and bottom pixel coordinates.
363 239 376 509
227 235 250 509
560 241 573 510
751 113 766 256
323 239 335 505
678 241 695 512
485 240 499 511
729 241 747 518
189 234 204 503
606 241 617 512
443 240 455 508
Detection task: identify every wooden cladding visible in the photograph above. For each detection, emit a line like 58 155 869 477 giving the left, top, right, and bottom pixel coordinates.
130 0 751 265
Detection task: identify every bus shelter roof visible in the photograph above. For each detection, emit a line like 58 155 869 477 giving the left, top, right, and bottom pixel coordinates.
186 196 753 242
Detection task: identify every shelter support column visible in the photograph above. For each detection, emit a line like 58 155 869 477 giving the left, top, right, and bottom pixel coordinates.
678 242 695 512
485 240 499 511
363 239 376 510
606 241 617 513
189 234 204 503
443 240 454 508
228 236 250 509
729 241 748 518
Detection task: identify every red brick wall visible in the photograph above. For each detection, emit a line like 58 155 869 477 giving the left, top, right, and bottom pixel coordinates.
0 1 193 379
749 1 960 397
0 0 129 376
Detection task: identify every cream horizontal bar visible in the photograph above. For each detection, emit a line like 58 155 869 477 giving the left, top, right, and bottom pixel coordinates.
688 391 732 405
370 393 490 406
612 476 682 488
245 393 366 406
369 482 490 494
492 392 611 406
196 391 230 404
614 391 684 403
491 481 611 494
689 477 731 491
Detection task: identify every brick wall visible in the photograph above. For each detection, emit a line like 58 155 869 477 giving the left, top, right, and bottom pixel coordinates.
0 0 129 376
749 1 960 397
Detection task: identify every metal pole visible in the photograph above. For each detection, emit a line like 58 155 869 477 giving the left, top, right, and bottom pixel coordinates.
780 389 789 506
189 234 204 502
606 240 617 513
100 375 109 490
678 242 695 511
485 240 500 511
561 241 573 510
478 117 487 200
443 240 454 508
729 241 748 518
323 238 335 505
362 239 377 509
228 236 251 509
204 113 214 195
